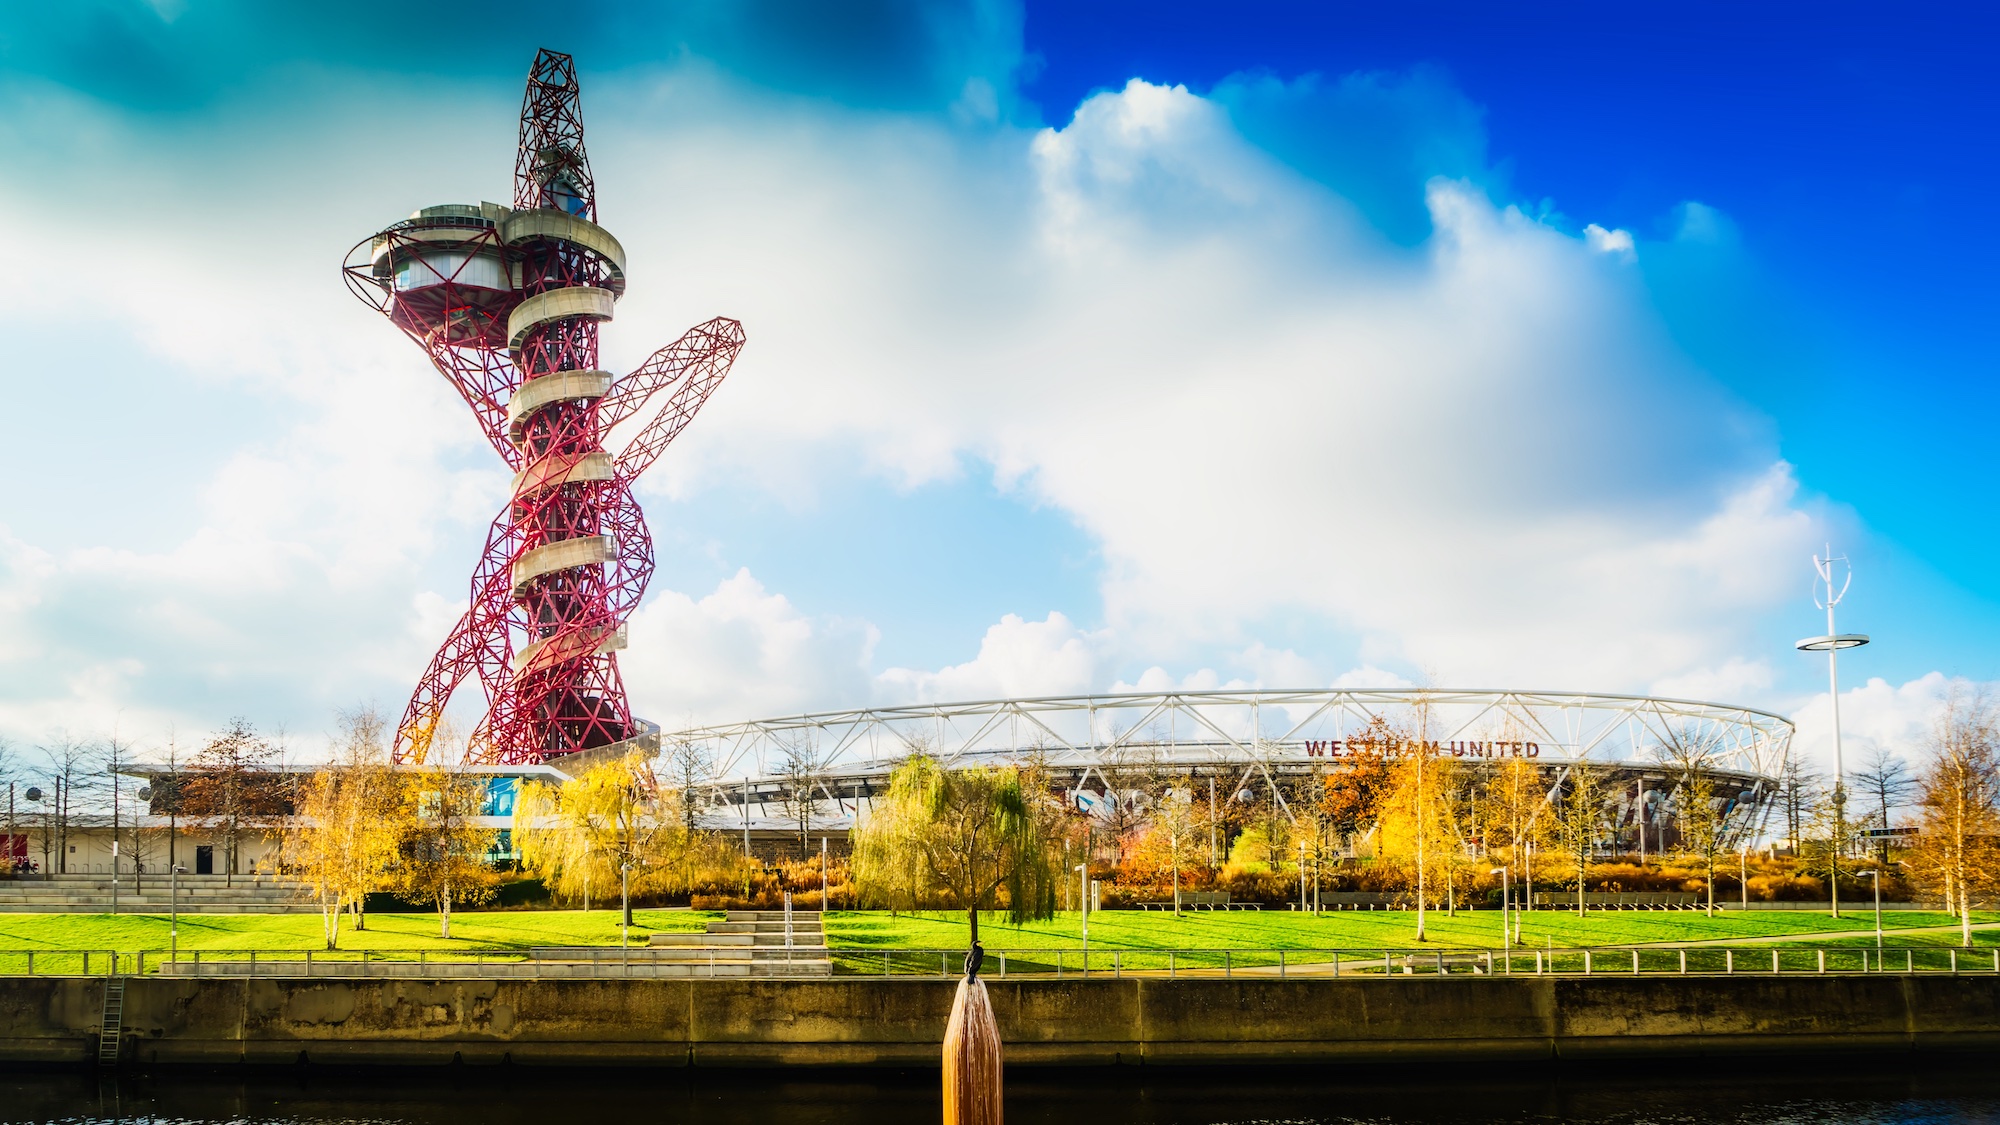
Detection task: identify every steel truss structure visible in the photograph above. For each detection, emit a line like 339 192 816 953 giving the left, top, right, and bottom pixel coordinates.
670 689 1793 844
344 50 745 764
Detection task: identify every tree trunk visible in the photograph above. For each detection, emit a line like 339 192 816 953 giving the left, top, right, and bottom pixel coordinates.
441 881 452 939
968 905 980 948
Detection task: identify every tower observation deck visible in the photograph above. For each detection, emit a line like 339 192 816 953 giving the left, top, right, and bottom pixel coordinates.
344 50 746 765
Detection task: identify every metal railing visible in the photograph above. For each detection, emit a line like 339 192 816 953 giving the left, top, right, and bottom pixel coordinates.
0 945 1993 979
833 946 2000 978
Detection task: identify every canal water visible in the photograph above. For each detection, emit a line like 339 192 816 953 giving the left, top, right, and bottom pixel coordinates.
4 1064 1999 1125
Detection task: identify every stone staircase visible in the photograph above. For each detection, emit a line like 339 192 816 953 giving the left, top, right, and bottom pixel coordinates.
557 908 830 976
0 874 317 914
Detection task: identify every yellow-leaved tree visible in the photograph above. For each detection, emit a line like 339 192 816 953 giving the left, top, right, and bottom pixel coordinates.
1909 689 2000 946
851 754 1060 948
391 731 497 939
1551 763 1608 915
514 750 727 928
287 706 404 948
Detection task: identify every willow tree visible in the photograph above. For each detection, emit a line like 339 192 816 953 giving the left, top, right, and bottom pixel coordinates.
851 754 1060 946
515 750 707 926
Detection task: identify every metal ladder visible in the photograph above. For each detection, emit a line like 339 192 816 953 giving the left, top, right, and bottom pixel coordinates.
96 978 125 1067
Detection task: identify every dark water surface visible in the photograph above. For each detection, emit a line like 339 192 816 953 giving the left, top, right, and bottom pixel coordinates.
5 1064 2000 1125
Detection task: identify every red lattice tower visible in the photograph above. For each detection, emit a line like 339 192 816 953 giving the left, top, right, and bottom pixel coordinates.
344 49 745 764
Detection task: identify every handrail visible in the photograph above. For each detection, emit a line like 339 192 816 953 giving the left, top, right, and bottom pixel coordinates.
0 944 1989 979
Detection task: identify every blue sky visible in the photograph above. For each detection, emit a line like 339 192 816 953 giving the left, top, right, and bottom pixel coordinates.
0 0 1991 769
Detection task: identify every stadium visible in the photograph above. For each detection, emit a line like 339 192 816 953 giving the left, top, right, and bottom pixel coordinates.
663 688 1794 856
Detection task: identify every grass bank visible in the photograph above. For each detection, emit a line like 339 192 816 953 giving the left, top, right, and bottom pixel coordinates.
0 907 1992 953
825 909 2000 951
0 909 714 951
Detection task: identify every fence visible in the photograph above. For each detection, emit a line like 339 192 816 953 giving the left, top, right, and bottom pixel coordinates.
1 945 1996 979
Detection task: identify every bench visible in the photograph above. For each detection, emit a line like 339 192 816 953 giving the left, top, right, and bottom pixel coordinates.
1135 892 1261 911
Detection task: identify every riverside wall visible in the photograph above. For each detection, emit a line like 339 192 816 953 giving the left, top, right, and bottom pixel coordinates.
3 975 1998 1069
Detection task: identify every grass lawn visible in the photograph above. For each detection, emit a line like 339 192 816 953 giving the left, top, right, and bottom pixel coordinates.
0 909 717 952
825 908 2000 951
0 907 1993 954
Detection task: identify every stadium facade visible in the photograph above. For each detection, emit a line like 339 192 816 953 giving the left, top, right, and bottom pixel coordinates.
667 688 1794 852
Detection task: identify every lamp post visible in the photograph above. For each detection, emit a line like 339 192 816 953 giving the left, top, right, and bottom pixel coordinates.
1740 846 1749 911
108 766 118 915
1491 867 1510 946
1636 777 1646 865
1796 546 1869 921
1076 863 1089 968
170 863 185 965
1865 868 1882 949
619 858 632 948
1298 841 1307 912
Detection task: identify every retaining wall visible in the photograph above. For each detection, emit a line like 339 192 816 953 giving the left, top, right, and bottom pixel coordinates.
3 975 1997 1068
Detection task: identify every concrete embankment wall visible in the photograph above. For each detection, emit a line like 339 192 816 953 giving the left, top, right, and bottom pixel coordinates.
4 976 1998 1068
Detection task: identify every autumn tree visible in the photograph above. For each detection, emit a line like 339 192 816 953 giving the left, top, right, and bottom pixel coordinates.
286 707 402 948
1374 732 1459 939
1483 756 1550 881
515 750 719 926
851 755 1060 947
1153 782 1199 914
392 735 497 938
1908 690 2000 946
1320 727 1397 854
1551 763 1608 914
181 719 286 885
1657 726 1732 916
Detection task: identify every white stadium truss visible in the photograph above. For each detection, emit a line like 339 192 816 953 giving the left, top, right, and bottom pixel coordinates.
664 689 1793 843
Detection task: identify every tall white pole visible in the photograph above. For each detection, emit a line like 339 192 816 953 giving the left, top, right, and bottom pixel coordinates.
1802 547 1866 921
1826 570 1844 921
1076 863 1089 969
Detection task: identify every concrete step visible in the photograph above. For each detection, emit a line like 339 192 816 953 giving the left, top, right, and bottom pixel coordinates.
634 948 829 962
707 921 824 935
0 902 323 914
651 933 754 946
724 910 824 922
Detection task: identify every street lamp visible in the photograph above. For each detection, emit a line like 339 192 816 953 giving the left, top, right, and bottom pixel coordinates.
1796 546 1869 921
1076 863 1089 970
1864 868 1882 950
1490 867 1511 946
1740 846 1749 911
619 859 633 949
170 863 186 965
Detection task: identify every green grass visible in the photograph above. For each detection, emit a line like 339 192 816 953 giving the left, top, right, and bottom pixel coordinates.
0 907 1993 955
0 909 717 952
824 908 2000 951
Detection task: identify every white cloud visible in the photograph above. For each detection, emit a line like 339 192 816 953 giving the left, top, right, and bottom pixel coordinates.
612 75 1817 693
1584 222 1637 260
1649 657 1774 702
623 570 876 726
877 611 1099 703
0 61 1844 749
1788 671 1987 778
